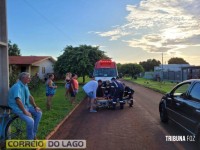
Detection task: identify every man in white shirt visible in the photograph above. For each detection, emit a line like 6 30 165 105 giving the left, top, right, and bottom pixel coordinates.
83 76 98 112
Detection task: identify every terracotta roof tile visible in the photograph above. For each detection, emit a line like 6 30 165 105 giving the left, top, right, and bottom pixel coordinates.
9 56 52 65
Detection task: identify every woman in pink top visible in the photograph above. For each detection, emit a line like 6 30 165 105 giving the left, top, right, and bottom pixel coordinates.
69 73 79 104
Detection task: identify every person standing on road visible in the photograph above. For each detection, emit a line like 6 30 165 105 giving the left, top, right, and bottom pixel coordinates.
46 74 57 110
69 74 79 104
8 72 42 140
111 77 124 103
83 76 98 112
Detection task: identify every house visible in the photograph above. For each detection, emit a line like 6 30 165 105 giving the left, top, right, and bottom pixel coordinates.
154 64 197 82
9 56 56 79
181 66 200 80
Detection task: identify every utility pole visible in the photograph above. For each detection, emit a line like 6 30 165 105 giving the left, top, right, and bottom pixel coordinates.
0 0 9 105
162 52 163 69
161 52 163 81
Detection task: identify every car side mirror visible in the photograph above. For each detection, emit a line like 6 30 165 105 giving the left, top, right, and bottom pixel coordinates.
180 93 187 99
166 93 173 98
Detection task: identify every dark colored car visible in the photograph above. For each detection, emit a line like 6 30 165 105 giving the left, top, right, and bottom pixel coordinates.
159 79 200 143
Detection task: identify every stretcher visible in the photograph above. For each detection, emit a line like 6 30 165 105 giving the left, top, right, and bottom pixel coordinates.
95 96 134 110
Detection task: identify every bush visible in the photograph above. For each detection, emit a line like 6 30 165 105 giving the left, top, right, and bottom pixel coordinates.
29 75 41 90
9 72 18 87
10 72 42 90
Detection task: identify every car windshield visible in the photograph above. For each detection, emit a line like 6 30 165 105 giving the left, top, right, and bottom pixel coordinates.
93 68 117 77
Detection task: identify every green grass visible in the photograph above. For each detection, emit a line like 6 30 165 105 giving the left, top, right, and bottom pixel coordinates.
124 77 178 94
77 76 90 84
31 81 85 139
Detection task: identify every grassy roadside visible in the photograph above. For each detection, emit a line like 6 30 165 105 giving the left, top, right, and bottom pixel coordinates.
124 77 178 94
31 77 90 139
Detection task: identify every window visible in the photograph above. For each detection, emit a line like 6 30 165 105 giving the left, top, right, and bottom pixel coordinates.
42 67 45 74
190 83 200 101
21 66 26 72
173 83 191 97
93 68 117 77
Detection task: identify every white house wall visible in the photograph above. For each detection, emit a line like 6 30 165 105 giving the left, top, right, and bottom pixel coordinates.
35 59 54 79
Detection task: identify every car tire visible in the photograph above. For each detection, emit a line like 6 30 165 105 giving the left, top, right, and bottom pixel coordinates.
160 103 168 123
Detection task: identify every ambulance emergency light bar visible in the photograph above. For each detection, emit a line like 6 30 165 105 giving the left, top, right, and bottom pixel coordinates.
95 60 116 68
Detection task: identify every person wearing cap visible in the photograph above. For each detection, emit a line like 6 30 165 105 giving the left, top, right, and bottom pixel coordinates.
82 76 98 112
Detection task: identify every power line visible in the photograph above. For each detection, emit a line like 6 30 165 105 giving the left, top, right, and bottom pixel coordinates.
22 0 76 43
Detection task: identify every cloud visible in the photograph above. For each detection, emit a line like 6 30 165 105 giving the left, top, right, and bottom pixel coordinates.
91 44 107 49
94 0 200 53
92 26 130 41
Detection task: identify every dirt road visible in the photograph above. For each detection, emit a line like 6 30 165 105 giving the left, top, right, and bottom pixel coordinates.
50 80 198 150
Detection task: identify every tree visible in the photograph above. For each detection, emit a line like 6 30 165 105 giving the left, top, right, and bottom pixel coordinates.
8 41 21 86
168 57 189 64
54 45 109 83
119 63 144 78
8 40 21 56
139 59 161 72
117 63 123 77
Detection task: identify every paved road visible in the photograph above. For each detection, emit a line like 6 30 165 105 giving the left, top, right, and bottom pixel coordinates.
50 80 198 150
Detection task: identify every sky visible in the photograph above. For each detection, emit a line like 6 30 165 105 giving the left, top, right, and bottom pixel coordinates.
6 0 200 65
